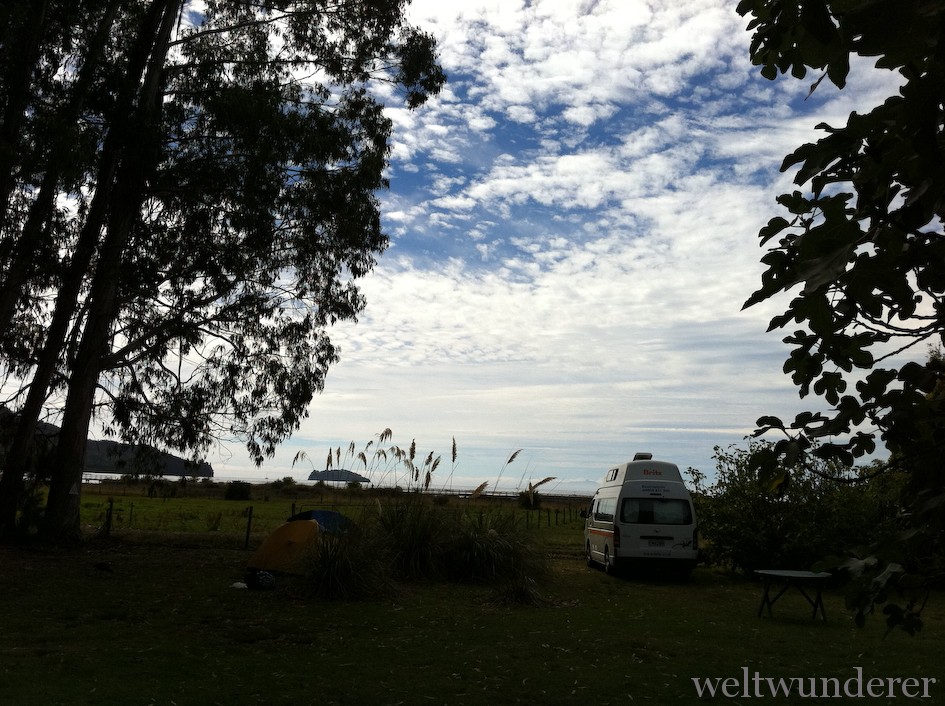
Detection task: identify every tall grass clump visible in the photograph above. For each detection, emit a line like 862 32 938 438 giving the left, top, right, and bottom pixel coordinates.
367 493 548 604
517 476 556 510
441 510 549 606
371 496 449 580
299 529 393 601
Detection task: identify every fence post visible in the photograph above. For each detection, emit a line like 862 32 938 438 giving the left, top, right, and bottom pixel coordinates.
244 506 254 549
546 509 551 528
104 498 113 537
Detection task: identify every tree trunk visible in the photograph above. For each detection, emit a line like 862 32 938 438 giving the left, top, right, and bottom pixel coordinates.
41 0 180 543
0 0 170 540
0 177 115 539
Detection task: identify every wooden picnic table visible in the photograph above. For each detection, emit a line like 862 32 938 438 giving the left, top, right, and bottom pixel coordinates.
756 569 831 621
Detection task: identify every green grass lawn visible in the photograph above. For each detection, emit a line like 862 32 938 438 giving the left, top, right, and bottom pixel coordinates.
1 490 942 705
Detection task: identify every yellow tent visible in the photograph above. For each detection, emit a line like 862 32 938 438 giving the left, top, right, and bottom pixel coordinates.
248 520 320 574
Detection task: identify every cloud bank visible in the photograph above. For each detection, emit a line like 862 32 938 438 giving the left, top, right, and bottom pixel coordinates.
211 0 905 492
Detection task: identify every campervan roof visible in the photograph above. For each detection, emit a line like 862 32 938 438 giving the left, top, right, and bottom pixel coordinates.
600 457 684 485
624 460 683 483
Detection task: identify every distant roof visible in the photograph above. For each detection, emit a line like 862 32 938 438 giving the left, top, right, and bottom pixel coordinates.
307 469 371 484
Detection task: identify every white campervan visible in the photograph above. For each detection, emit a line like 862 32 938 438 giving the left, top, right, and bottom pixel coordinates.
584 453 698 576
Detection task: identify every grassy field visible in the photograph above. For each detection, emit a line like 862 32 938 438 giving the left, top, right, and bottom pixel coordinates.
75 482 588 549
1 486 942 705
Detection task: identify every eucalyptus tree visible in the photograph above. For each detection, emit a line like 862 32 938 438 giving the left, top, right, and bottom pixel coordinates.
0 0 177 536
737 0 945 629
0 0 444 541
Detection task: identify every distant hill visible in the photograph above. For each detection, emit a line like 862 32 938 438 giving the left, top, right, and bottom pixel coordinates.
0 407 214 478
83 438 214 478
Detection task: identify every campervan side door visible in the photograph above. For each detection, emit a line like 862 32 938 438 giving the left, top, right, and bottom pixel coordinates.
584 493 617 567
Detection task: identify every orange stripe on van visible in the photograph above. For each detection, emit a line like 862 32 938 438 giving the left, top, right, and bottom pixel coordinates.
588 528 613 538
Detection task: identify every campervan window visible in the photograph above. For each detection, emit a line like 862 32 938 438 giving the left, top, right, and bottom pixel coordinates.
621 498 692 525
594 497 616 523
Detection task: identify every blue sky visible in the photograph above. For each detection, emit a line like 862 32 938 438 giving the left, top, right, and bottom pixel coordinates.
211 0 904 493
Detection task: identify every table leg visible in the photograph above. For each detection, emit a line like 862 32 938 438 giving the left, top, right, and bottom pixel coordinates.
758 577 772 617
795 584 827 621
758 578 792 617
812 585 826 621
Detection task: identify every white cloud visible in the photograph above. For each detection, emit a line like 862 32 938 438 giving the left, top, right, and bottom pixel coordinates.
206 0 907 490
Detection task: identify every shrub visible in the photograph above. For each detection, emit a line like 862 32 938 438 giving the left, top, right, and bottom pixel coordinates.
147 478 176 499
694 444 905 574
224 481 252 501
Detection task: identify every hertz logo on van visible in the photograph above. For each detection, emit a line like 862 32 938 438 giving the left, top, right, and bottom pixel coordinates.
642 469 662 476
